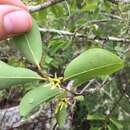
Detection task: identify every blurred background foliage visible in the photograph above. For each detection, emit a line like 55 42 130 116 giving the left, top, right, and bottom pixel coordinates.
1 0 130 130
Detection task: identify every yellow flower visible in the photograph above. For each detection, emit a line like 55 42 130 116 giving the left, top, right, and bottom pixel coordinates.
48 73 63 89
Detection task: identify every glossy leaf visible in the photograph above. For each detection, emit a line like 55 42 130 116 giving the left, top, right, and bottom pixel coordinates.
107 123 118 130
83 0 99 11
87 113 105 121
20 84 62 117
90 127 100 130
13 18 42 67
110 117 123 130
56 103 67 128
64 48 124 87
0 60 42 90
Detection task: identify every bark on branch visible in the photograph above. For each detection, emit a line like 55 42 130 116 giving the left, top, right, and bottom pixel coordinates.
29 0 65 13
108 0 130 4
39 27 130 43
28 0 130 13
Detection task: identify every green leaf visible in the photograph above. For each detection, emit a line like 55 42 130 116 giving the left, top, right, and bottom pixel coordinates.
0 60 42 90
83 0 99 11
74 95 84 101
110 117 123 130
20 84 62 117
90 127 100 130
64 48 124 87
107 123 119 130
13 18 42 67
87 113 105 121
55 103 67 128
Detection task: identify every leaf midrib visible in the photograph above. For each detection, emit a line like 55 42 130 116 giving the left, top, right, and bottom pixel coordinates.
64 62 123 81
24 34 39 66
21 85 61 116
0 76 43 80
28 90 60 112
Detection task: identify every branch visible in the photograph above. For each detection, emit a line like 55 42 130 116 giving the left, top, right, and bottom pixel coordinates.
101 13 123 20
115 0 130 3
109 0 130 4
39 27 130 43
29 0 65 13
97 36 130 43
28 0 130 13
0 106 20 129
0 105 44 129
39 28 86 37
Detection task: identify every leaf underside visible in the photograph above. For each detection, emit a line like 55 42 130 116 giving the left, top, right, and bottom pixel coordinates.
20 84 62 117
13 18 42 66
